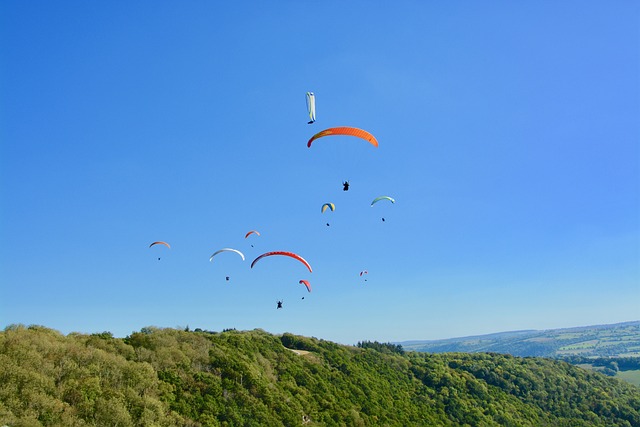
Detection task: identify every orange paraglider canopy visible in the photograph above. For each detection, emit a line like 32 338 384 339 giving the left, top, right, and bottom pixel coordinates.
307 127 378 148
299 280 312 293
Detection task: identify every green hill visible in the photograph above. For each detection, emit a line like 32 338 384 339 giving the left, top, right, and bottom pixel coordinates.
400 321 640 358
1 324 639 426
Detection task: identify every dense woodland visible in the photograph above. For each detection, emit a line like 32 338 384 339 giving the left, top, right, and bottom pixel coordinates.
1 325 639 426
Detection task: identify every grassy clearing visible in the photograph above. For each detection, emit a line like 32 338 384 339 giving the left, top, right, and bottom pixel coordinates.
616 370 640 388
287 348 311 356
555 333 583 340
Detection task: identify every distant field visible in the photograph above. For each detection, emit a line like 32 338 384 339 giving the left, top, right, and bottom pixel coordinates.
616 370 640 387
556 333 583 340
574 365 640 388
560 340 599 350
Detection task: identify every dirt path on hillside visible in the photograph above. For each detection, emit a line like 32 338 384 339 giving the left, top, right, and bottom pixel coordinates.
286 348 311 356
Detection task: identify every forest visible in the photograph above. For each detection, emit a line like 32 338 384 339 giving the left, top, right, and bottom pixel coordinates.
1 324 639 426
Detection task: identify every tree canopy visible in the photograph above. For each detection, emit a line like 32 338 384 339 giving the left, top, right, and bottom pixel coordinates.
1 324 639 426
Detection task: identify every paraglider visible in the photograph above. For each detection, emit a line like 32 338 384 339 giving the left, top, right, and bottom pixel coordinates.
370 196 395 206
299 279 312 293
343 181 350 191
251 251 313 273
209 248 245 262
306 92 316 124
322 203 335 226
210 249 244 282
277 300 283 309
360 270 368 281
245 230 260 247
371 196 394 222
307 127 378 148
321 203 335 213
149 241 170 260
149 241 170 248
244 230 260 239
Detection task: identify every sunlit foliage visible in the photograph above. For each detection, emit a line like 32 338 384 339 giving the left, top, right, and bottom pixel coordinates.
1 325 639 426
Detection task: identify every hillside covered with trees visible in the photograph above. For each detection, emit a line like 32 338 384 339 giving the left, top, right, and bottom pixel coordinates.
1 325 639 426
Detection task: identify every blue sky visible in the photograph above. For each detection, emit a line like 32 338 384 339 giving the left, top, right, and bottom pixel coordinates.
1 1 638 345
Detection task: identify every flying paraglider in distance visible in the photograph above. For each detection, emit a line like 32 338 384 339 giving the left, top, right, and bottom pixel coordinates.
322 203 335 226
251 251 313 273
370 196 395 206
371 196 395 222
307 127 378 148
149 241 170 260
245 230 260 246
371 196 396 222
343 181 350 191
360 270 368 281
321 203 335 213
209 248 246 262
210 249 245 282
149 241 170 249
306 92 316 124
299 279 312 293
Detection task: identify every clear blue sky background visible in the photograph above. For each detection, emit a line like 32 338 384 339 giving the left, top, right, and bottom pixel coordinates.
1 1 638 345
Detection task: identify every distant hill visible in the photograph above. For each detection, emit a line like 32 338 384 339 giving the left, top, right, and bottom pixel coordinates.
400 321 640 358
1 324 640 426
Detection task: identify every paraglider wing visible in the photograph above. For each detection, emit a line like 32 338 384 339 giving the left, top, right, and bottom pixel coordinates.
321 203 335 213
209 248 246 262
370 196 395 206
307 127 378 148
245 230 260 239
149 241 171 249
299 280 312 293
360 270 368 276
306 92 316 124
251 251 313 273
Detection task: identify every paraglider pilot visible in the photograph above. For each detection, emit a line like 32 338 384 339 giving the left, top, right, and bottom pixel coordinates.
342 181 350 191
277 300 283 309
